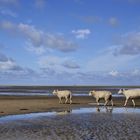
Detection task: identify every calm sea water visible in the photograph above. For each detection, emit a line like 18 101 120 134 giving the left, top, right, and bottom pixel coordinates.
0 86 139 97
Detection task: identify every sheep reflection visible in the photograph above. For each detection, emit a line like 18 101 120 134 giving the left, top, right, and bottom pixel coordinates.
56 109 72 115
96 106 113 113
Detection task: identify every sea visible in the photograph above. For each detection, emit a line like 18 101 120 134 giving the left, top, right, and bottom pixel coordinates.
0 86 139 97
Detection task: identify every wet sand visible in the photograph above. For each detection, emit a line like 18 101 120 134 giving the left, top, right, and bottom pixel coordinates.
0 95 140 116
0 107 139 140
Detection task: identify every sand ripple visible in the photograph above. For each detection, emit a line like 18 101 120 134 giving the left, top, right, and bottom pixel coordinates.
0 113 139 140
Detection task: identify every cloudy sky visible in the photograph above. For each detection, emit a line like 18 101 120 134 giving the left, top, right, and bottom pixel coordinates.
0 0 140 85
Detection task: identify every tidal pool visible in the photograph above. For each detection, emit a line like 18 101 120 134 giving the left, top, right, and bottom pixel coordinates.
0 107 139 140
0 107 140 123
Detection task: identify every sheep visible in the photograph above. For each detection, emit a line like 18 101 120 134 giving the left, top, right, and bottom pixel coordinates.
89 90 113 106
118 89 140 107
52 89 72 104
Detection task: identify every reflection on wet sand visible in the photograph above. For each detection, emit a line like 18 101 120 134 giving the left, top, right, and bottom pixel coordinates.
56 109 72 115
42 106 138 115
54 106 113 115
96 106 113 113
49 106 139 116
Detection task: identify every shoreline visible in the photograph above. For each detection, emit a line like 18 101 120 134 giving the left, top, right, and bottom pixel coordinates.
0 95 140 116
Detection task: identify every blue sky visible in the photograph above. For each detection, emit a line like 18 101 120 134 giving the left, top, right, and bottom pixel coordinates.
0 0 140 85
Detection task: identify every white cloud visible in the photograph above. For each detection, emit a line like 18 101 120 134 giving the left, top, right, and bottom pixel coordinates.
109 70 119 77
62 60 80 69
0 53 22 72
18 23 43 46
0 52 139 85
108 17 119 27
72 29 91 39
0 53 16 71
38 55 80 74
25 42 46 55
0 59 15 70
0 8 17 17
0 21 77 53
86 52 136 72
38 56 62 67
0 21 15 30
0 52 38 82
132 69 140 76
113 32 140 55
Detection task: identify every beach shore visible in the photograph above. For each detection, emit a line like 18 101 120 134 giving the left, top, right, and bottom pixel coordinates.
0 96 140 116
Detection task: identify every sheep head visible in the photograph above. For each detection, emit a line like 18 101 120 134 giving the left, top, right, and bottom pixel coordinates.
118 89 125 94
53 90 57 95
89 90 96 96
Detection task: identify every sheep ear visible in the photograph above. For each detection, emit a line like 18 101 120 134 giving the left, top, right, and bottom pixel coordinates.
122 89 125 91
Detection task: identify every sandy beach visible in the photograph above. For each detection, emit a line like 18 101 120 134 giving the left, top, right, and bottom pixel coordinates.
0 95 140 116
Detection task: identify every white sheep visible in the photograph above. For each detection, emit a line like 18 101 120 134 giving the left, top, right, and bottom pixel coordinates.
89 90 113 106
118 89 140 107
53 89 72 104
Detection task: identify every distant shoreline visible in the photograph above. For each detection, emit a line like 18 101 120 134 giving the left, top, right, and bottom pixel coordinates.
0 85 140 94
0 85 140 88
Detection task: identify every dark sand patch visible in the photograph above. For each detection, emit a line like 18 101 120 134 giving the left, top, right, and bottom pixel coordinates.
20 109 29 111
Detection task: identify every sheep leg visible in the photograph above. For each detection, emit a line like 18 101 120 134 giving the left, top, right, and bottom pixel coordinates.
124 98 128 106
65 97 68 104
111 99 114 106
59 97 62 104
69 96 72 104
96 98 100 106
104 100 109 106
132 99 135 107
109 95 113 106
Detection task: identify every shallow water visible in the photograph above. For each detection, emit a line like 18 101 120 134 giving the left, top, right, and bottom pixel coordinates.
0 107 139 123
0 107 140 140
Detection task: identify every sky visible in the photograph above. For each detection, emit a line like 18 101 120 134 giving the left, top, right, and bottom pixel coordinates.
0 0 140 85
